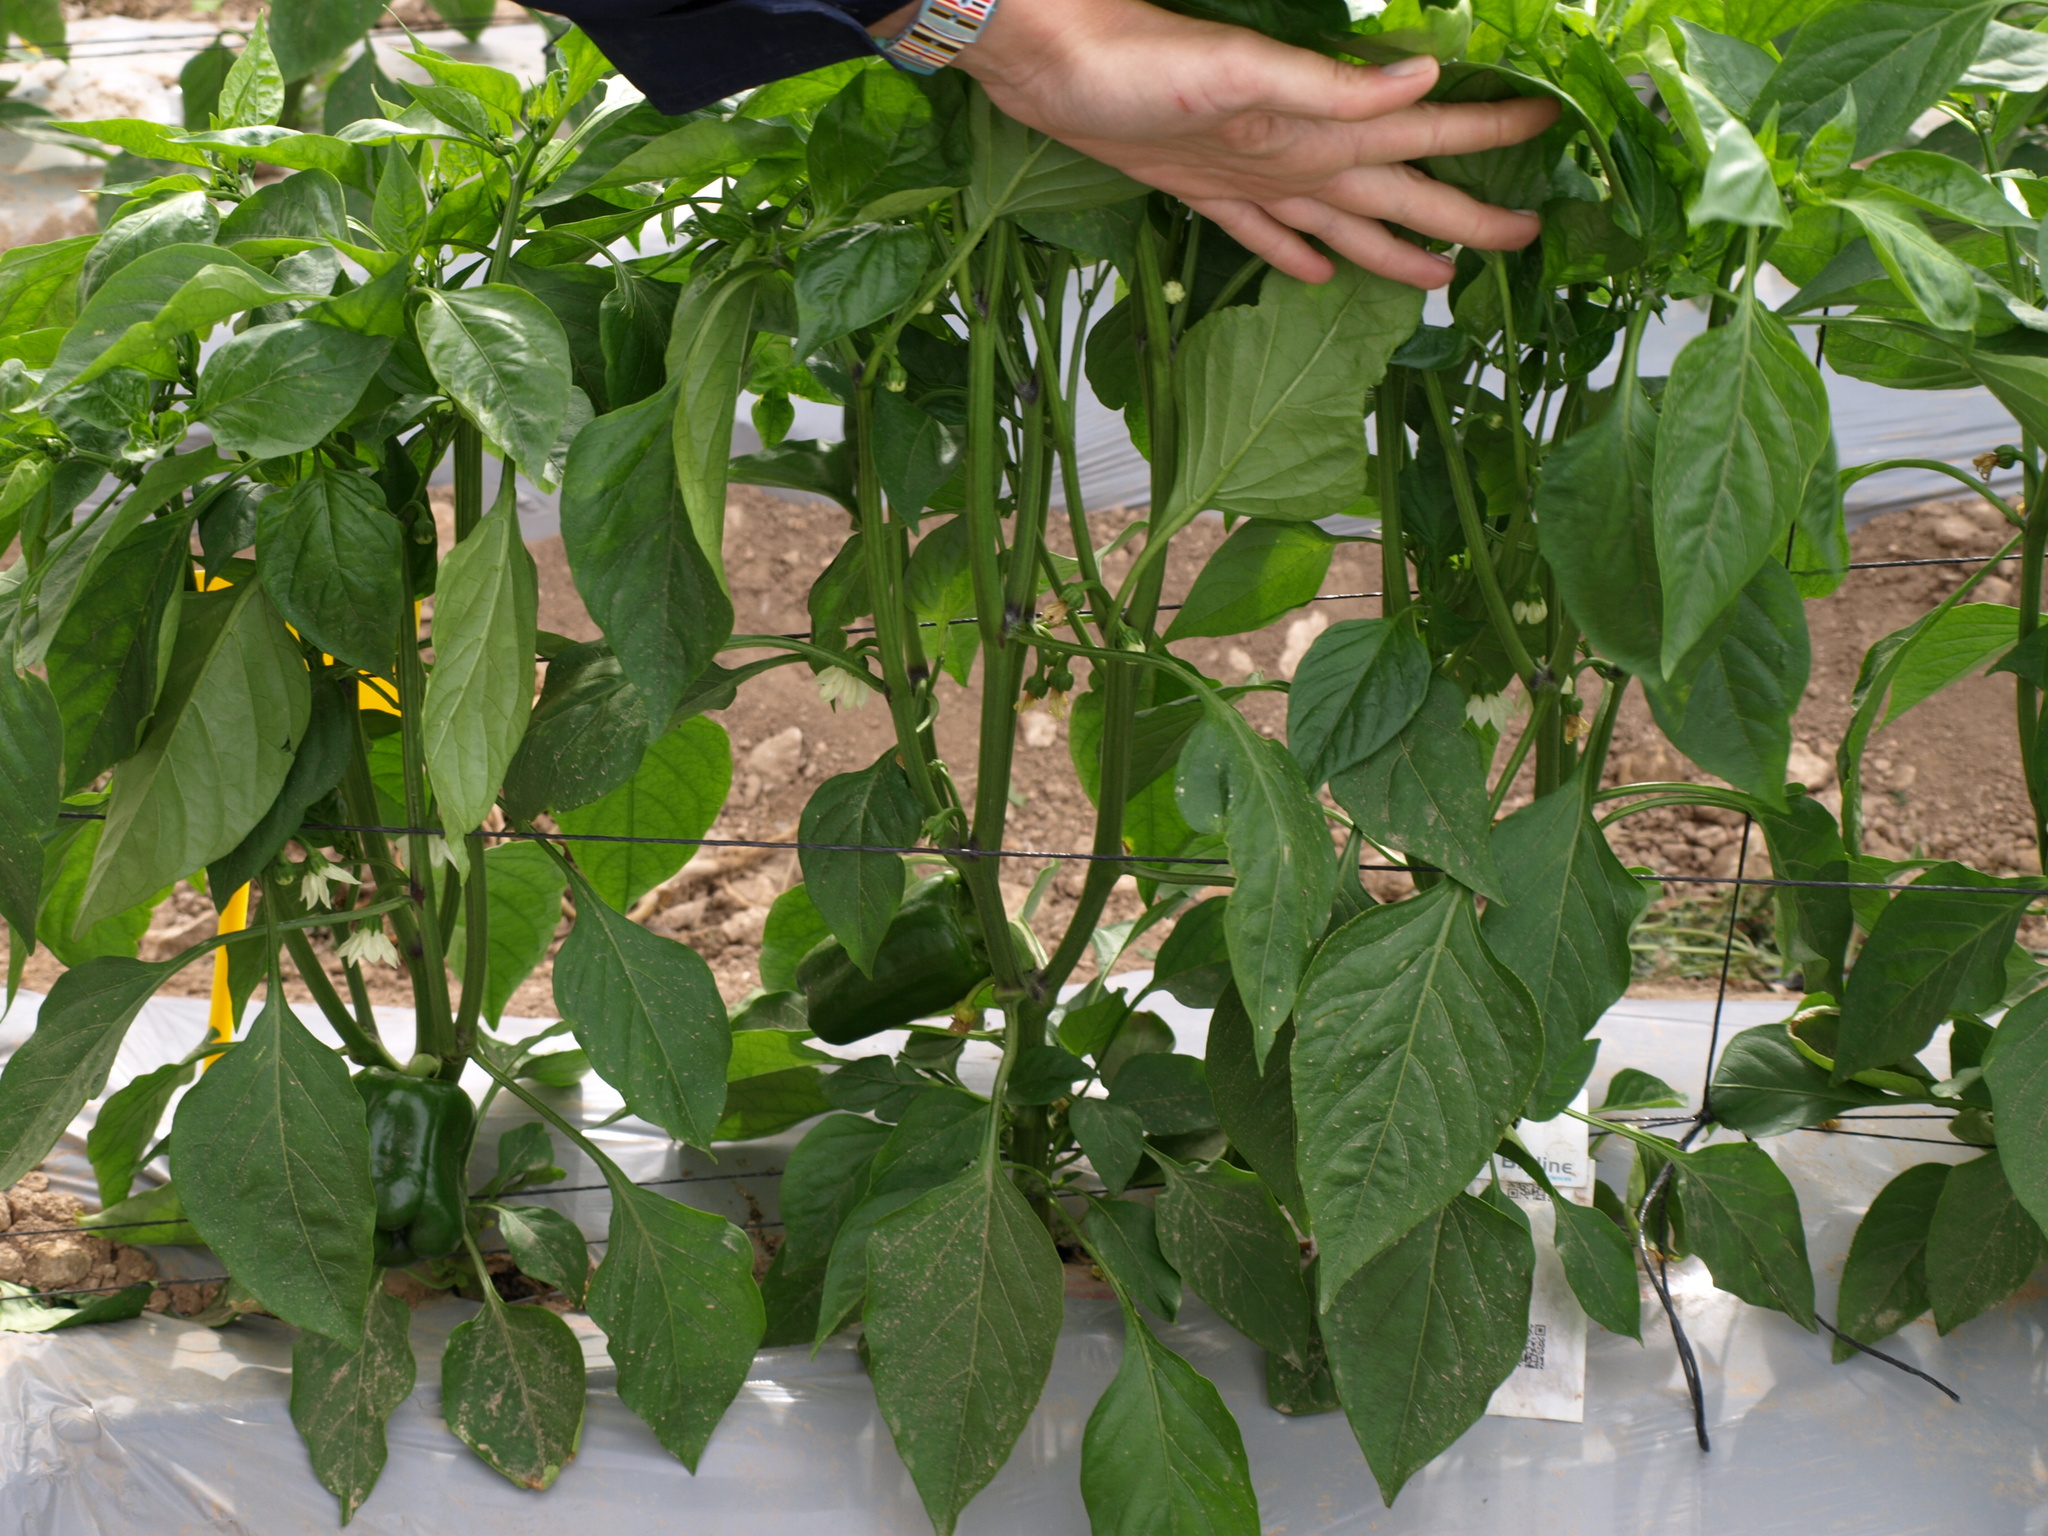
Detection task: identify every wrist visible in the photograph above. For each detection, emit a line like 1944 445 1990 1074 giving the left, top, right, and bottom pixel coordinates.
950 0 1100 92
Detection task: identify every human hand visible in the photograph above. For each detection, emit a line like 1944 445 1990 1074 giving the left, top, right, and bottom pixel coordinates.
877 0 1557 287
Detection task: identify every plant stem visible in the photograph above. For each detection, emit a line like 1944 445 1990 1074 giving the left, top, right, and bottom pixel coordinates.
263 873 399 1069
2019 435 2047 868
1422 370 1541 687
1376 371 1410 620
341 708 435 1009
393 508 457 1068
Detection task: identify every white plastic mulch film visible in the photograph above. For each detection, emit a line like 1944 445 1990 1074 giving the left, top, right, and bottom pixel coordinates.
1 989 2040 1535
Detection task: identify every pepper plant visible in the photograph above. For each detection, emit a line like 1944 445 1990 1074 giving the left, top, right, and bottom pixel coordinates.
6 0 2048 1528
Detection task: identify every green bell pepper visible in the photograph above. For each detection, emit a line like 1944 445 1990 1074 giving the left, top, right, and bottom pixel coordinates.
355 1066 475 1267
799 875 991 1045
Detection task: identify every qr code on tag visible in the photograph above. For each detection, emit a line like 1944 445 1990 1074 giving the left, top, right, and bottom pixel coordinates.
1520 1324 1548 1371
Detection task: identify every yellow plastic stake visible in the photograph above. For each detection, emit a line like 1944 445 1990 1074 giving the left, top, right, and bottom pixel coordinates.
205 883 250 1062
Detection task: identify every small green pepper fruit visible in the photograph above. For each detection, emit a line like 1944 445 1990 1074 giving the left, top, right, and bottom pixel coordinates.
354 1067 476 1267
799 875 991 1045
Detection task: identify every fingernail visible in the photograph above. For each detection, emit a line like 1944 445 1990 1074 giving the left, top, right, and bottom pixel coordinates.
1383 54 1436 77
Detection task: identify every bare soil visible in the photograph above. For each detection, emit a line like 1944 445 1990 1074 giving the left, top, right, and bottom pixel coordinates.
5 486 2032 1015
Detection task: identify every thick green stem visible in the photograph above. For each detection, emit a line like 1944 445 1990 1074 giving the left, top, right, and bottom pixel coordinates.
1423 371 1541 687
1376 372 1410 620
341 708 435 1009
394 508 457 1066
264 873 399 1069
2019 438 2047 867
1581 669 1630 815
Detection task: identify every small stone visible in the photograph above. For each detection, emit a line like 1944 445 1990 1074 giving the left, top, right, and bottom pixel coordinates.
1021 711 1059 749
1785 741 1834 791
745 727 806 788
1277 612 1329 679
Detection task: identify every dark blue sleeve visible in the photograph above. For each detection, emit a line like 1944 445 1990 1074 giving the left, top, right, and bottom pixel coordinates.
536 0 907 115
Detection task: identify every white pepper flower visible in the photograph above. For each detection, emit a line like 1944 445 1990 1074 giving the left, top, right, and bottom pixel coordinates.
819 667 871 712
298 858 360 910
337 925 401 969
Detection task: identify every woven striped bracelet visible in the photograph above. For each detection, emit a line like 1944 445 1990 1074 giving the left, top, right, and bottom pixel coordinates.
877 0 999 74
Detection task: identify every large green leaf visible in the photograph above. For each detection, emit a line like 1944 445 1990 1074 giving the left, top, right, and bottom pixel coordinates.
0 954 181 1188
667 267 759 586
256 465 403 677
1483 779 1650 1120
1651 304 1827 671
289 1284 415 1525
44 513 190 794
1294 881 1542 1299
1328 675 1501 899
1163 261 1419 534
587 1170 764 1469
0 664 60 940
194 318 390 459
762 1113 894 1345
81 583 310 929
1084 1198 1182 1323
36 804 163 969
416 285 572 478
964 86 1148 221
422 503 537 838
556 861 730 1148
209 675 353 900
810 68 966 219
217 168 350 245
1080 1303 1260 1536
1985 991 2048 1231
444 842 564 1025
560 381 734 727
798 756 922 975
1322 1193 1533 1503
793 223 927 356
1881 602 2017 723
1836 863 2029 1079
1163 520 1337 641
501 643 653 820
557 716 729 913
1205 988 1303 1213
1758 0 2001 159
269 0 385 77
1833 1161 1948 1358
1646 559 1810 806
0 234 93 335
1155 1158 1314 1365
1756 790 1853 997
171 989 377 1339
441 1301 586 1490
864 1152 1064 1536
1670 1140 1815 1328
1833 194 1977 332
79 198 220 301
1925 1151 2046 1332
1536 378 1662 677
1709 1020 1888 1136
1282 617 1430 787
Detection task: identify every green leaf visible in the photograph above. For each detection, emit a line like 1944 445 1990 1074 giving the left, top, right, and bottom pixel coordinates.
442 1301 586 1490
557 716 730 913
1833 1161 1948 1358
417 286 572 479
0 953 179 1188
1985 990 2048 1231
1204 988 1303 1213
1081 1303 1260 1536
1758 0 2001 160
561 381 734 726
1328 675 1502 899
269 0 385 78
0 1279 153 1332
1175 702 1336 1062
422 503 537 838
1551 1193 1641 1341
445 842 564 1025
1109 1052 1217 1134
667 267 760 586
256 465 402 677
1163 520 1337 641
1709 1021 1888 1136
0 664 60 940
1294 880 1542 1299
1757 789 1854 997
45 517 194 796
964 86 1147 221
1925 1151 2046 1332
793 223 927 356
798 756 921 975
1837 863 2030 1079
195 318 390 459
86 1055 193 1206
1670 1140 1815 1329
0 234 93 334
1646 559 1811 807
763 1112 893 1345
1164 261 1419 533
1536 378 1662 677
289 1284 414 1525
557 861 730 1149
81 584 311 930
1483 779 1650 1121
1652 303 1828 671
760 883 832 993
41 247 295 399
586 1170 763 1468
217 14 284 127
80 194 219 301
809 68 966 218
36 802 163 968
1882 602 2017 722
209 675 353 901
1833 194 1978 332
171 988 377 1339
1284 617 1430 788
864 1152 1064 1536
1155 1158 1313 1366
217 167 350 245
587 117 800 193
1084 1198 1183 1323
1068 1097 1147 1197
1321 1193 1533 1503
872 388 965 522
502 643 653 820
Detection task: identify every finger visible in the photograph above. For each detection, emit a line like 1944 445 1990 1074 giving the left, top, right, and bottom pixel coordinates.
1324 95 1560 165
1321 163 1543 251
1259 197 1457 289
1187 198 1336 284
1202 32 1444 122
